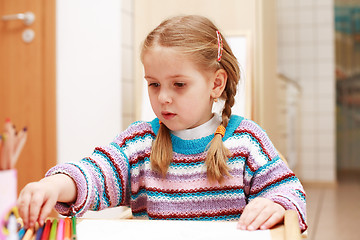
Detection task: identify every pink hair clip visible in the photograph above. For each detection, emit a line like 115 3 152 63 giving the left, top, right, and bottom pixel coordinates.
216 30 223 62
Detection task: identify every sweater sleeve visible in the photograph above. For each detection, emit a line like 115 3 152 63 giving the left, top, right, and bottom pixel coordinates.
241 120 308 232
45 135 131 217
249 158 307 232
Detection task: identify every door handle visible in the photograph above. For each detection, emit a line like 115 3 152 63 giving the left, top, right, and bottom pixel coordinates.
2 11 35 26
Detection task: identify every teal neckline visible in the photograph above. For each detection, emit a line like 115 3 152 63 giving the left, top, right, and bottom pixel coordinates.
149 115 244 155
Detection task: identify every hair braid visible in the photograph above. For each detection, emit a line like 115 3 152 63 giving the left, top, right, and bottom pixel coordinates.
221 75 237 127
204 33 240 183
150 123 173 176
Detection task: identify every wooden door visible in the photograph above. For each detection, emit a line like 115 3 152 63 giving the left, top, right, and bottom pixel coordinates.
0 0 56 193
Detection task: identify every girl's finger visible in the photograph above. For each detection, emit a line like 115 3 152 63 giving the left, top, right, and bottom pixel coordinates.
238 199 265 229
246 207 273 230
17 190 32 228
260 211 284 230
28 192 46 228
38 195 58 226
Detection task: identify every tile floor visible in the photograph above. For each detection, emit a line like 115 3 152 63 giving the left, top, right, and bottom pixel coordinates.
303 171 360 240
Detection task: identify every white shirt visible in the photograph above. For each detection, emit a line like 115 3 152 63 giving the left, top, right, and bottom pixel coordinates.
171 113 221 140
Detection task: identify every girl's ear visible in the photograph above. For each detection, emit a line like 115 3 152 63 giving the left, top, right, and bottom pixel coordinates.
211 69 228 99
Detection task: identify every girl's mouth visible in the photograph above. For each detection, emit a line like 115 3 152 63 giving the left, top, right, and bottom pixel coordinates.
161 111 176 120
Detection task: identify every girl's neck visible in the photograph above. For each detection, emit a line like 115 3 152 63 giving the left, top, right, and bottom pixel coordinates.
171 113 221 140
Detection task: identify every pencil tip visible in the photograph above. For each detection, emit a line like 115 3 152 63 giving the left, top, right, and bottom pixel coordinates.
5 117 10 123
23 127 28 132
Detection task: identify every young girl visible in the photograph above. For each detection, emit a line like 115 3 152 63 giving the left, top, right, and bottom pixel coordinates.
17 15 307 232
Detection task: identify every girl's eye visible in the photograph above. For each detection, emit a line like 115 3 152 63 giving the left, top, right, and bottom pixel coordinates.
148 82 160 87
174 82 185 88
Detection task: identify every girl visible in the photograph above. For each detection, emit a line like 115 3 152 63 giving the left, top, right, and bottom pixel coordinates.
17 15 307 232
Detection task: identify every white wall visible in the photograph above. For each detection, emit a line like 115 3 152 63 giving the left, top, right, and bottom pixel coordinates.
56 0 122 164
121 0 136 129
277 0 336 183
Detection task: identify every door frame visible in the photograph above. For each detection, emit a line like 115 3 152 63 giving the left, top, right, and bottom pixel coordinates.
42 0 57 172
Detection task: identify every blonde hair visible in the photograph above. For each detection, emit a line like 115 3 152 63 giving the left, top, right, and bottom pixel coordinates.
141 15 240 182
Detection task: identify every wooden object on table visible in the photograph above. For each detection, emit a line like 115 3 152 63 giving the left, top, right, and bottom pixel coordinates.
270 210 303 240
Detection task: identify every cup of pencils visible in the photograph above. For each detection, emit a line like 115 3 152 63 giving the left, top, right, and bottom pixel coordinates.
1 208 77 240
0 118 27 240
18 216 77 240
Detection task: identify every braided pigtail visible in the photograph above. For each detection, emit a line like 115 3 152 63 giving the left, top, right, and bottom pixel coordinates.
205 30 240 183
150 122 173 177
205 87 236 183
205 124 230 183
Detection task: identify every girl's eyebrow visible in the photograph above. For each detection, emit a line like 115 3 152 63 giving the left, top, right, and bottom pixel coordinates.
144 75 157 80
144 74 188 80
169 74 188 79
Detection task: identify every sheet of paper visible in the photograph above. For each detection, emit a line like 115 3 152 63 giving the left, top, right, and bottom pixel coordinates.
77 219 271 240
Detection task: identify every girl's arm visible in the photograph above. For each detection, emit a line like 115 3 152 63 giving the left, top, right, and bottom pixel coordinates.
236 120 307 232
17 174 77 229
18 121 146 228
242 157 307 232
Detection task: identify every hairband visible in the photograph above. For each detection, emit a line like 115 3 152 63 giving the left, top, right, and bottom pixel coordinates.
216 30 223 62
215 125 226 138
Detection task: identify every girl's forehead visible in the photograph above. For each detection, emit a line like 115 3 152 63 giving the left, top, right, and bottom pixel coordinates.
143 46 214 79
143 47 194 71
144 46 186 60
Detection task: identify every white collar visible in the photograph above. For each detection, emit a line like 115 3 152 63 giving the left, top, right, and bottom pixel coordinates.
171 113 221 140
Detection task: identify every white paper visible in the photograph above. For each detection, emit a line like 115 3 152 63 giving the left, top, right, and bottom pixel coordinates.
77 219 271 240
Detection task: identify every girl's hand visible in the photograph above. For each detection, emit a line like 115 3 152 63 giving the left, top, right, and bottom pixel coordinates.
17 174 77 229
237 197 285 231
17 179 60 229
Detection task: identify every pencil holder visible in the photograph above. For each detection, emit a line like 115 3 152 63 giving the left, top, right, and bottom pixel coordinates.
0 169 17 239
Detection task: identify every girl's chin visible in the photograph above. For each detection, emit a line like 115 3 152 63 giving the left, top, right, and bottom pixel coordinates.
160 122 183 131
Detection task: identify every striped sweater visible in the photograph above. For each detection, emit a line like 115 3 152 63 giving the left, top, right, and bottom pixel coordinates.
47 115 307 231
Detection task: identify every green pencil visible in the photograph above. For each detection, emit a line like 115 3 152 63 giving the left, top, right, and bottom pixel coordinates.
49 219 58 240
71 216 77 240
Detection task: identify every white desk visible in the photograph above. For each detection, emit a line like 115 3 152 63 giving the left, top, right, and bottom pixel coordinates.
77 210 302 240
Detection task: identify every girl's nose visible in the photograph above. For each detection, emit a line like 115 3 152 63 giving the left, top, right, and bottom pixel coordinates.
158 89 172 104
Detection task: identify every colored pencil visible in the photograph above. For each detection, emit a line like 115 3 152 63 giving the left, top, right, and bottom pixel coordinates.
0 134 4 170
49 219 57 240
41 219 52 240
71 216 77 240
64 218 72 240
56 219 65 240
1 133 6 142
18 227 26 239
11 127 27 168
36 225 45 240
22 228 34 240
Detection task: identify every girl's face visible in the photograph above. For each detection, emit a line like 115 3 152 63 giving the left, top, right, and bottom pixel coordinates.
143 46 215 131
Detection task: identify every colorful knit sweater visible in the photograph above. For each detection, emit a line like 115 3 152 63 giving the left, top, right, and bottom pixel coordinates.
47 115 307 231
